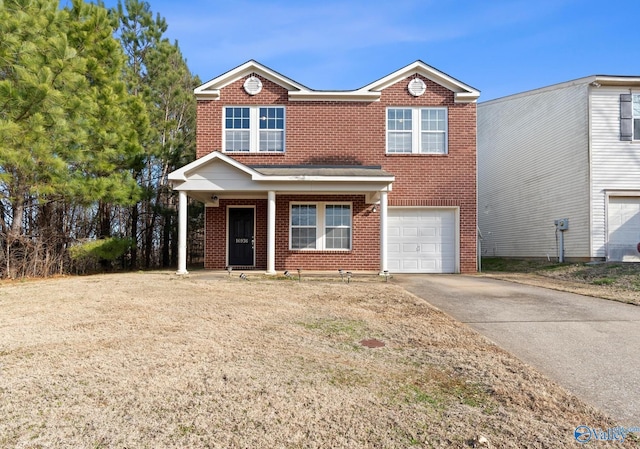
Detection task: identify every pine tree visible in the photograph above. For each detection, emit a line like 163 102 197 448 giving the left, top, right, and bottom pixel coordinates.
0 0 144 276
114 0 198 268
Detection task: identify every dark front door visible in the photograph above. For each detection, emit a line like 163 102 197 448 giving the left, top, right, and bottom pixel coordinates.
228 207 254 266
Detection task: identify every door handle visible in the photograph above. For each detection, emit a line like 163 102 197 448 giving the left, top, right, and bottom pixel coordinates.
251 237 255 250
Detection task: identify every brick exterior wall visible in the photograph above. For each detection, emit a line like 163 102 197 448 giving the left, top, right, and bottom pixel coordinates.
197 72 477 273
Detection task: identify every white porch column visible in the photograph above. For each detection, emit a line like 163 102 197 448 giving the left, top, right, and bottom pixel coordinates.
379 190 388 274
176 190 189 275
267 190 276 275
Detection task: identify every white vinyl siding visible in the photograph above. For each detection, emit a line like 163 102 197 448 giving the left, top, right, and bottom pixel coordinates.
477 83 591 259
591 87 640 259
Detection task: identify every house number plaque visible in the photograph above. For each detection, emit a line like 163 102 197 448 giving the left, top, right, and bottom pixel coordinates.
235 238 249 244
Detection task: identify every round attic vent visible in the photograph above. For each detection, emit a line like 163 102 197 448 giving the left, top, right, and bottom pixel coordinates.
407 78 426 97
244 76 262 95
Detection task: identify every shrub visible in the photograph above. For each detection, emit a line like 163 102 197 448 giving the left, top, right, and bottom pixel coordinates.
69 237 134 273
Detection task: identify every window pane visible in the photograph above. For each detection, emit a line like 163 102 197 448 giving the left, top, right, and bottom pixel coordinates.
226 107 250 129
388 108 412 131
259 131 283 152
388 132 412 153
225 130 250 151
325 205 350 226
325 205 351 250
325 227 351 250
258 107 285 151
291 205 317 249
634 118 640 140
259 107 285 129
633 95 640 117
292 228 317 249
421 108 445 131
421 133 445 153
292 205 316 226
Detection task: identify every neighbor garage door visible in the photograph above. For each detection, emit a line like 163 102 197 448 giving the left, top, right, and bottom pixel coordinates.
387 208 456 273
608 196 640 262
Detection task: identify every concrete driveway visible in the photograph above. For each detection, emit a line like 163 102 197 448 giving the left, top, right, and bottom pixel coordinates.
395 274 640 426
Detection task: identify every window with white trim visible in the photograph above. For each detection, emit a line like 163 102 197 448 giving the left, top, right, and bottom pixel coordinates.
387 107 448 154
633 94 640 140
290 203 352 250
224 106 285 152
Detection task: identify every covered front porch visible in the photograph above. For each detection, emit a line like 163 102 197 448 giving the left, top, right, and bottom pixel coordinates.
168 152 395 275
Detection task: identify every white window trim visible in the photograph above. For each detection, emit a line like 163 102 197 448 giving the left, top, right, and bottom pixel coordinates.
633 93 640 141
223 106 285 153
386 106 448 154
289 202 352 251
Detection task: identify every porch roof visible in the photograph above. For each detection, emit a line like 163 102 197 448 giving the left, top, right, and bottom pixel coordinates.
250 165 394 179
168 151 395 205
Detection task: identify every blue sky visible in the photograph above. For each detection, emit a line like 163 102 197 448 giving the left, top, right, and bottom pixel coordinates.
101 0 639 101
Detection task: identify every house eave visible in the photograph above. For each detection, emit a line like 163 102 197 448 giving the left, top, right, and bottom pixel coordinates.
592 75 640 87
253 175 395 182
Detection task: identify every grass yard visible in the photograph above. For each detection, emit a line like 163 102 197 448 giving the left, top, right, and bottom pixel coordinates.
481 258 640 305
0 272 621 448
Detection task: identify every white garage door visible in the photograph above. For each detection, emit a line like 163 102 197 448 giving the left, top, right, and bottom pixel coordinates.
387 208 456 273
608 197 640 262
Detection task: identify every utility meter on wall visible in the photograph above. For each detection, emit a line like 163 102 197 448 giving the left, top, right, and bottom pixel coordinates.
554 218 569 231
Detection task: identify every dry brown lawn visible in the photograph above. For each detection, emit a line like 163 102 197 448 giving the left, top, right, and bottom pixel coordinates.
481 259 640 305
0 271 626 448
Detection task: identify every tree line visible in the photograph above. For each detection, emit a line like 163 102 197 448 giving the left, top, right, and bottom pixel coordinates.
0 0 202 277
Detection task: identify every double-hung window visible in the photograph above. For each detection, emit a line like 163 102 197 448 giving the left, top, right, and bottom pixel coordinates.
387 107 448 154
290 203 351 250
633 94 640 140
224 106 285 152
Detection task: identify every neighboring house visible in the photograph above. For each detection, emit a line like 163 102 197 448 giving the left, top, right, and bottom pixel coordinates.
478 76 640 262
169 60 479 274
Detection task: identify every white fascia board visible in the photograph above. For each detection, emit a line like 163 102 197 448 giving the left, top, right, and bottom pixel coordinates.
174 180 394 193
194 60 310 100
453 92 480 103
593 75 640 86
254 175 395 182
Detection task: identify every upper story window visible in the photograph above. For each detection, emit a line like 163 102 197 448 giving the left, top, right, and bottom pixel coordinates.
224 106 285 152
387 107 448 154
633 94 640 140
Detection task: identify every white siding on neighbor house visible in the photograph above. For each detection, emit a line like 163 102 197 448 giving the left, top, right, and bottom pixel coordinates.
590 87 640 258
478 83 591 259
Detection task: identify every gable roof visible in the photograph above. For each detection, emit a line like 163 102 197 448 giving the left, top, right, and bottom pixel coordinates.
194 60 480 103
481 75 640 106
194 60 309 100
360 60 480 103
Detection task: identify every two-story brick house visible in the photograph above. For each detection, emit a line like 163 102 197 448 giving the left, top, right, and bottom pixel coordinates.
169 60 479 274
